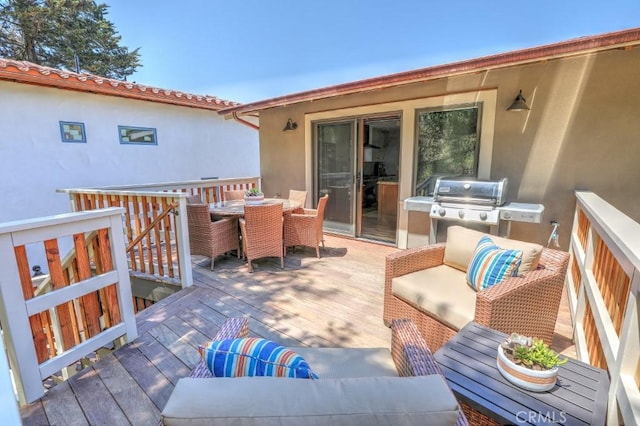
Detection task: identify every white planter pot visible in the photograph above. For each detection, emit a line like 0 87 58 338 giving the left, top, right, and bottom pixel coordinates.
496 345 558 392
244 195 264 205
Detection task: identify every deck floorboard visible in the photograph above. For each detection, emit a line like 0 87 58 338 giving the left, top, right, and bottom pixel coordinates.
19 235 575 425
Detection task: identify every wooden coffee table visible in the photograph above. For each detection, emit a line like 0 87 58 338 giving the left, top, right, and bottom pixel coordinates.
434 322 609 425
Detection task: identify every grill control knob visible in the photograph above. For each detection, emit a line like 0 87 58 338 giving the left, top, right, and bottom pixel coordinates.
458 210 465 219
438 208 446 217
479 212 488 221
503 211 512 219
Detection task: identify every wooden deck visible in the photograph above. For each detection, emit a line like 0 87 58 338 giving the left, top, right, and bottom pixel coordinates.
19 235 575 425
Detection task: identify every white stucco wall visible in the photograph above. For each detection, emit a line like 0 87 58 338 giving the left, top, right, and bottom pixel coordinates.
0 81 259 223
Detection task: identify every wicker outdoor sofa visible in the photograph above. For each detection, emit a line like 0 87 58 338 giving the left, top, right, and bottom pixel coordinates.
161 317 468 425
384 226 571 353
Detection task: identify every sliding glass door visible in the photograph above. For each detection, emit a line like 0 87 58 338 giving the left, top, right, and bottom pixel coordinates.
316 120 356 236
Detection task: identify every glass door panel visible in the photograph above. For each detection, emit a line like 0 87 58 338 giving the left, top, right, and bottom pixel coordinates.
316 121 355 235
358 116 401 244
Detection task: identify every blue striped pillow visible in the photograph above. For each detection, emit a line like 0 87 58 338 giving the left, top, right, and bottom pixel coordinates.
466 236 523 291
199 338 319 379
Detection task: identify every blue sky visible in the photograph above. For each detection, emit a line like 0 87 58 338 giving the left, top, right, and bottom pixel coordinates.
103 1 639 103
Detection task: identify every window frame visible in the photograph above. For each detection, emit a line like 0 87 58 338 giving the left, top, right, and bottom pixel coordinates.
118 125 158 145
59 121 87 143
413 102 483 196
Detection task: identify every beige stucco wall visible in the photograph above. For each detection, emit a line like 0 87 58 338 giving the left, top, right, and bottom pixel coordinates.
258 46 640 249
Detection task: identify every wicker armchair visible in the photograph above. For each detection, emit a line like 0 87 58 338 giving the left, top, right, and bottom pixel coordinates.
224 189 246 201
239 203 284 272
186 204 240 270
284 194 328 258
384 243 570 352
288 189 307 213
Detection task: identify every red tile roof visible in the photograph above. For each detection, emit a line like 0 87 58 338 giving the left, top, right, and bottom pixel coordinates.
218 27 640 116
0 58 239 111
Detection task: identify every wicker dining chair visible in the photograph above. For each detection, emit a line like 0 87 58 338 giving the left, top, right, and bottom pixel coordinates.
186 204 240 270
224 189 246 201
284 194 328 258
186 194 204 204
288 189 307 213
239 203 284 272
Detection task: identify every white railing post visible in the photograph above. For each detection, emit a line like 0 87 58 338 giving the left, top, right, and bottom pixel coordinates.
109 213 138 341
0 331 21 425
175 196 193 288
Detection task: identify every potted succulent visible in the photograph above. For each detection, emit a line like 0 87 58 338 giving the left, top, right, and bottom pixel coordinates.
496 333 568 392
244 187 265 205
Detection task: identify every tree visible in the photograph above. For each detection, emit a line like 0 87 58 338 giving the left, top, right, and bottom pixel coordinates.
0 0 140 79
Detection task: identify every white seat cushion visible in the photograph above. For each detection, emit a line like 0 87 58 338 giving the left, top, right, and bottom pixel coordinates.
392 264 476 330
292 347 398 379
161 376 461 426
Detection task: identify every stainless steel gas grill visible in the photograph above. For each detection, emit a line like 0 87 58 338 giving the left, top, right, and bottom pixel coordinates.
427 176 544 243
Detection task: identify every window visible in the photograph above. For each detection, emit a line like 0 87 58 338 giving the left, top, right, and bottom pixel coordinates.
414 104 481 195
118 126 157 145
59 121 86 143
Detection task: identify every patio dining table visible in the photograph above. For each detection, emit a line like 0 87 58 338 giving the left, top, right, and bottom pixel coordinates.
209 198 301 217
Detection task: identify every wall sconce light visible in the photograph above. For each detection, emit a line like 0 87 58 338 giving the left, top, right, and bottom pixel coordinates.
507 90 530 111
283 118 298 131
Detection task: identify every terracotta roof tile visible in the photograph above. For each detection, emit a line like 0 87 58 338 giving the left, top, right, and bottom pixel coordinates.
0 58 240 111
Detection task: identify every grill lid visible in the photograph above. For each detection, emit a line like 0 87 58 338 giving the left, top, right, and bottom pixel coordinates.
433 177 508 206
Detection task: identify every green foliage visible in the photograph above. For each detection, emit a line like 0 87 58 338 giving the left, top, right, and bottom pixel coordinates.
245 187 263 196
415 107 479 193
504 334 568 370
0 0 140 79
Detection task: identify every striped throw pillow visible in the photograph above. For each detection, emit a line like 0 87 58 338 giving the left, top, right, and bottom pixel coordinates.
466 236 523 291
199 338 319 379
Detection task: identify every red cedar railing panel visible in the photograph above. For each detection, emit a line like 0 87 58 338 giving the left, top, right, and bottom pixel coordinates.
123 195 136 269
583 299 608 372
122 195 132 240
577 208 589 250
60 264 81 342
73 233 102 338
132 197 144 273
44 239 78 350
14 245 50 363
153 197 166 277
141 197 154 274
170 205 180 278
162 198 174 278
96 228 121 326
132 296 153 314
570 255 581 295
592 237 631 336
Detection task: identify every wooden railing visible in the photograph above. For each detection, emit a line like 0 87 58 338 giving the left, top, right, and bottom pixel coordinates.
566 191 640 425
58 177 261 288
0 208 137 405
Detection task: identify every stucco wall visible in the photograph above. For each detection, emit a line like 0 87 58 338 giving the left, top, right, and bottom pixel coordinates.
0 82 259 223
258 46 640 249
